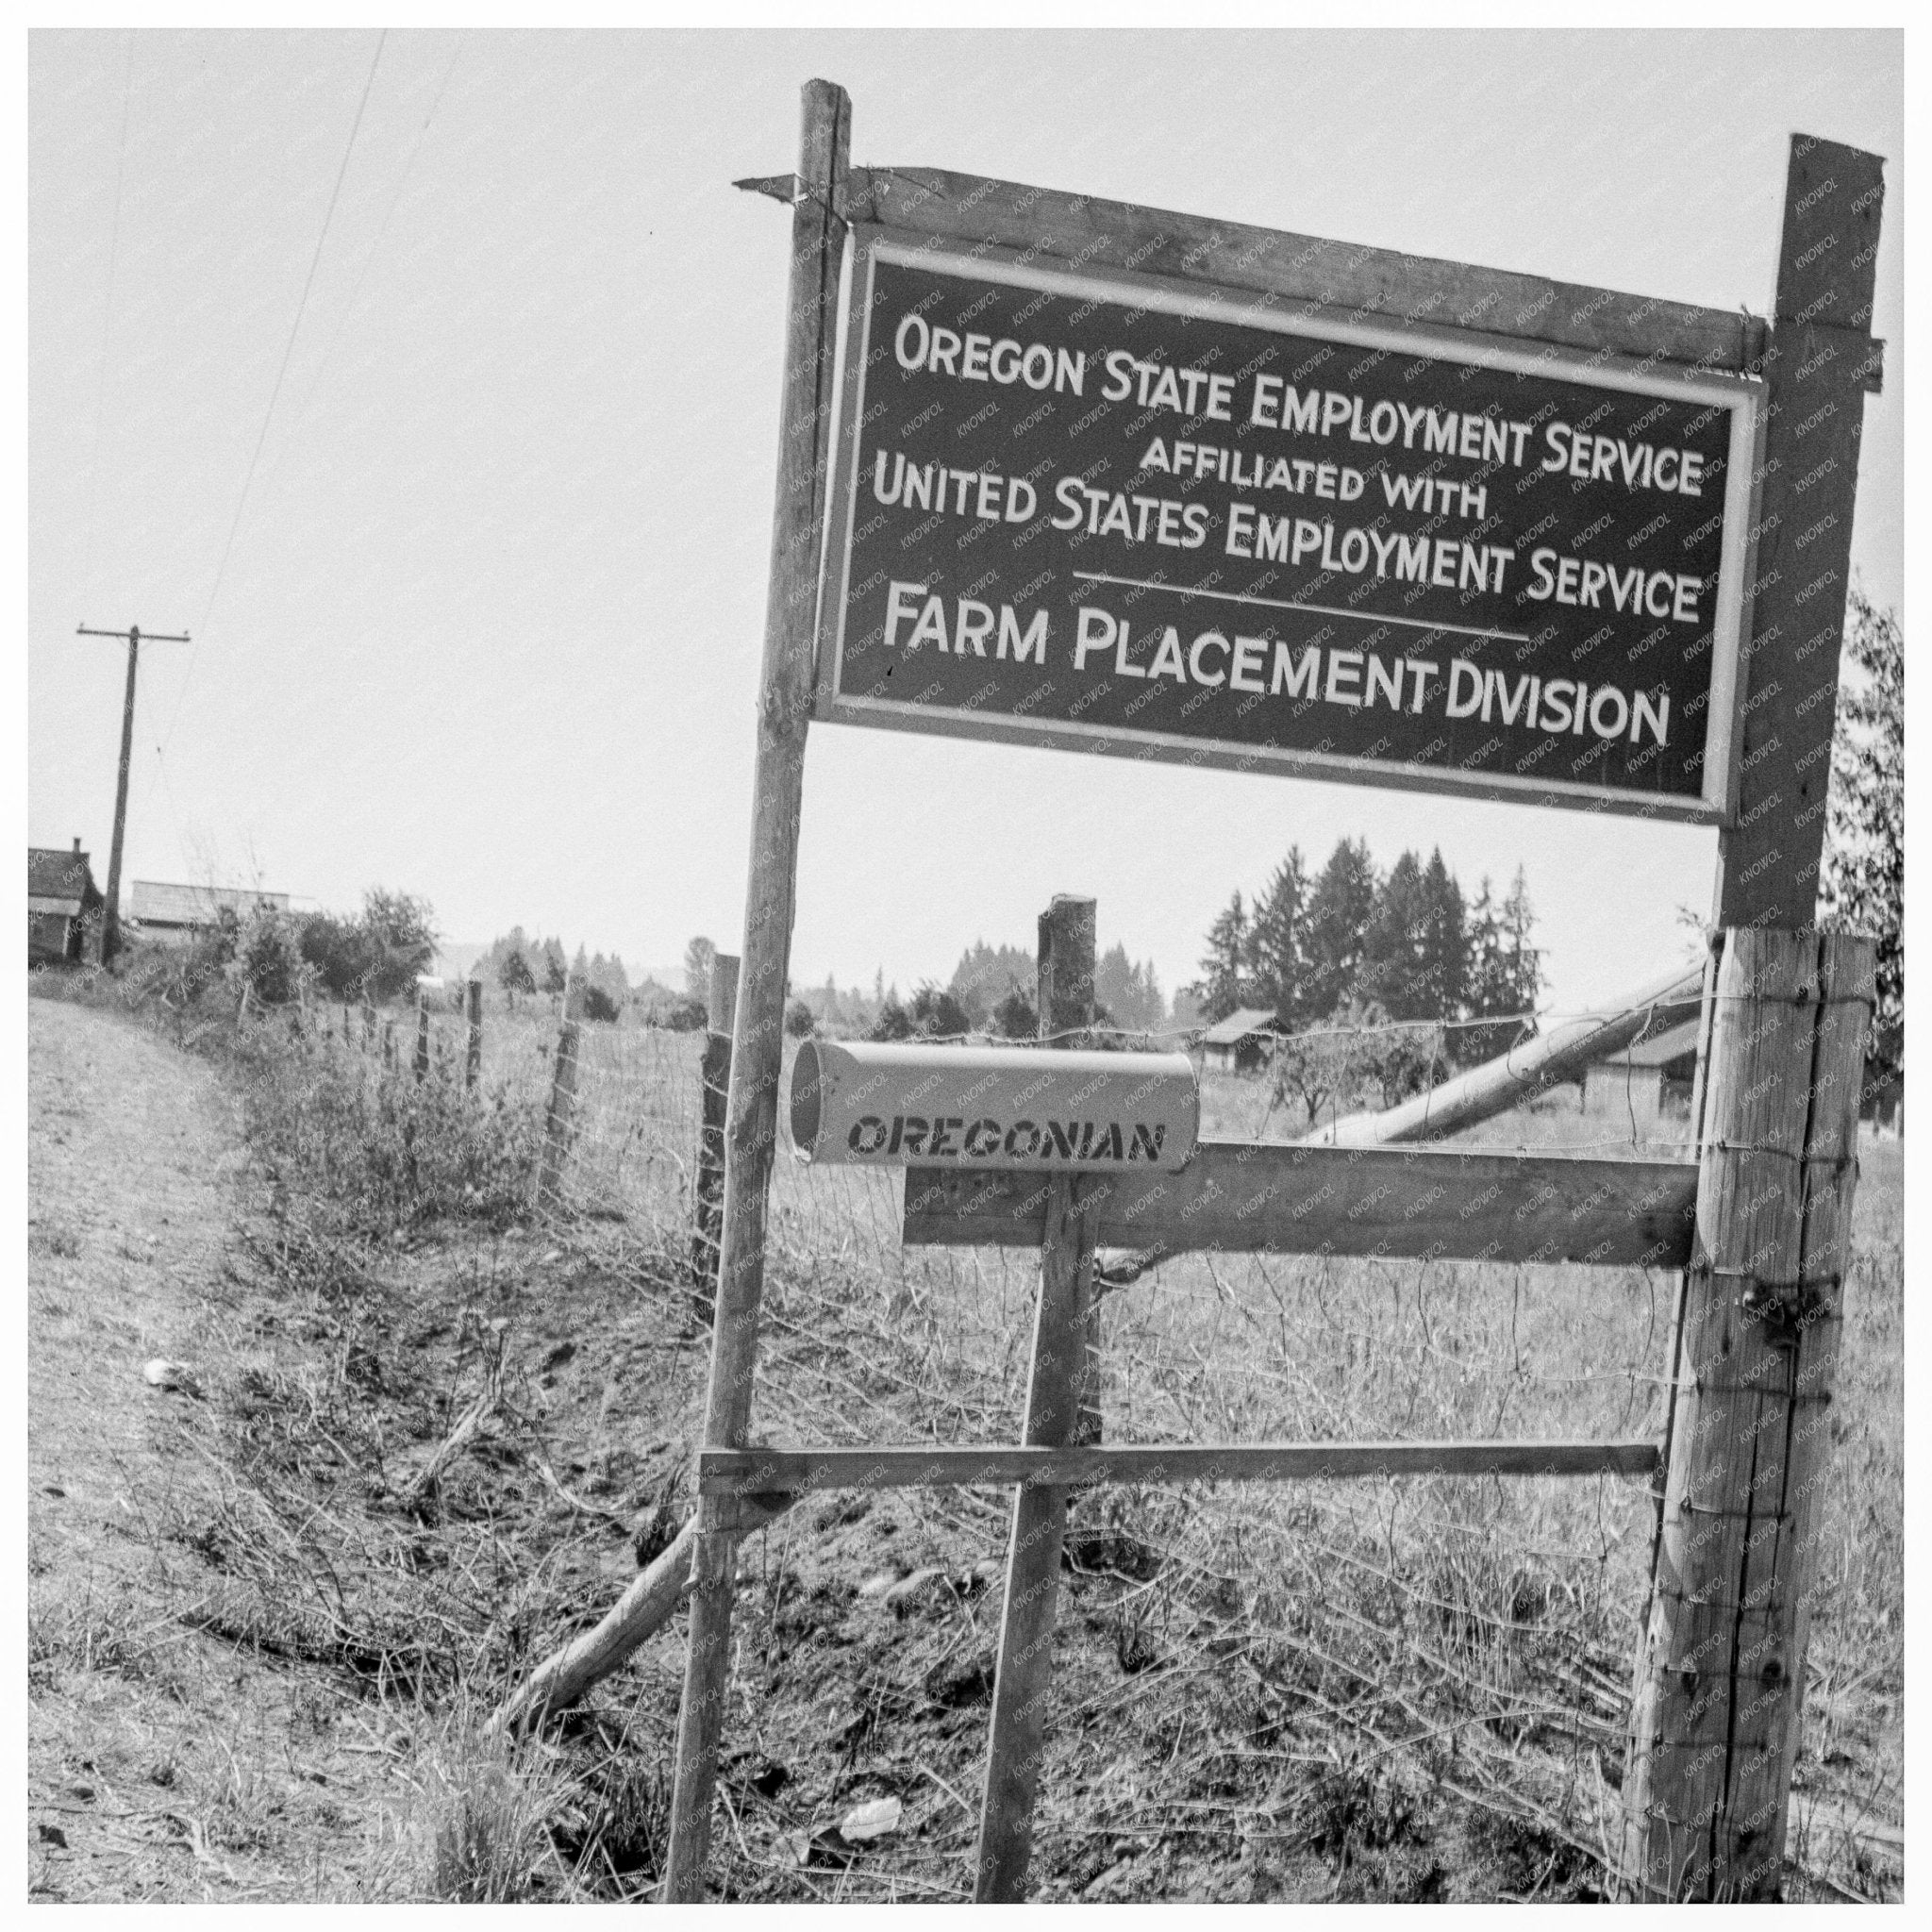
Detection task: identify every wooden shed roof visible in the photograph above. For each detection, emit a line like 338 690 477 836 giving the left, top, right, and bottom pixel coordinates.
1198 1007 1282 1048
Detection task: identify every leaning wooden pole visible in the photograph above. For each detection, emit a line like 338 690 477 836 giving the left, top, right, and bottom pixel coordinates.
661 78 850 1903
974 893 1100 1900
1301 962 1702 1148
1621 929 1874 1898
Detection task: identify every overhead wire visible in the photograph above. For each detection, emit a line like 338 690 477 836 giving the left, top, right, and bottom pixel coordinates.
148 27 389 785
76 31 135 617
260 34 464 507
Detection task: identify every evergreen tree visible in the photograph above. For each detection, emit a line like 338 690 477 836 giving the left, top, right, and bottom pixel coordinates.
1462 875 1519 1062
1198 891 1249 1024
949 940 1035 1027
683 935 717 1002
1362 850 1432 1019
1500 867 1544 1017
1820 586 1904 1072
1249 847 1311 1028
1305 838 1380 1019
1095 942 1166 1030
1417 849 1468 1023
498 946 536 1007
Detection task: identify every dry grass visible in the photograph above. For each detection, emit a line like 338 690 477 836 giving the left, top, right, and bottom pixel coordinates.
28 970 1903 1902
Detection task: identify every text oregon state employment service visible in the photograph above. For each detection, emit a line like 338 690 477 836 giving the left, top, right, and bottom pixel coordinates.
815 232 1763 822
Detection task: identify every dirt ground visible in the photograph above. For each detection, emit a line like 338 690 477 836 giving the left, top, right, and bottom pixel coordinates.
26 1000 408 1901
25 991 1903 1903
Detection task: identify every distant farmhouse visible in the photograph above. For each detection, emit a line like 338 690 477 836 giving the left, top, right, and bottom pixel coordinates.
127 880 291 945
27 841 104 964
1197 1007 1282 1074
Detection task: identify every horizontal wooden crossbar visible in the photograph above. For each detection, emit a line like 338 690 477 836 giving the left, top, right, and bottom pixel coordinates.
701 1440 1663 1496
904 1140 1698 1268
847 166 1761 375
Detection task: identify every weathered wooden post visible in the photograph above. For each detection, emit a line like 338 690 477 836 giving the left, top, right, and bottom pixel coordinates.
413 989 431 1082
465 977 483 1091
361 998 375 1055
1620 130 1887 1905
974 892 1100 1900
1621 930 1873 1898
660 78 850 1902
689 951 741 1305
380 1015 395 1074
535 975 588 1211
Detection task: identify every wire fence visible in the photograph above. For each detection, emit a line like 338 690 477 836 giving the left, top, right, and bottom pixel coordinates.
281 981 1897 1900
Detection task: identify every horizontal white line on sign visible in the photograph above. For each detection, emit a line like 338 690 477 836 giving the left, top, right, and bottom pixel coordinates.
1071 570 1532 645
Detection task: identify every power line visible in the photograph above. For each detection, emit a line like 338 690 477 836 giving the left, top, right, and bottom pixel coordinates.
274 35 464 465
76 32 134 614
152 28 388 766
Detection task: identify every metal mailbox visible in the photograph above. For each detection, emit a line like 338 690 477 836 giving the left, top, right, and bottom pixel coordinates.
789 1038 1198 1174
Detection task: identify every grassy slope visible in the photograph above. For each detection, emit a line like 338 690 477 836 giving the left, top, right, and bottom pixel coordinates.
25 975 1904 1901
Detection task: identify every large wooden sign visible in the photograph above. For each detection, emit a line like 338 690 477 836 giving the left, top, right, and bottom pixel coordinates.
818 229 1764 823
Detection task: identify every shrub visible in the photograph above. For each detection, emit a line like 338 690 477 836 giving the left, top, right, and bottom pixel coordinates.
299 910 373 999
234 1027 536 1235
580 984 621 1024
359 890 439 1002
784 999 815 1038
908 983 971 1039
992 987 1039 1039
234 907 309 1007
869 1000 912 1042
644 996 708 1033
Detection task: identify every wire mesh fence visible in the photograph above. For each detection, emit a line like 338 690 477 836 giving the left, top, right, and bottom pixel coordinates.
269 982 1898 1899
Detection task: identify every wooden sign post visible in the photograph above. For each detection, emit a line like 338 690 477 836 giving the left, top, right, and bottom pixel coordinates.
974 895 1101 1899
660 78 850 1903
663 90 1885 1904
1622 136 1886 1903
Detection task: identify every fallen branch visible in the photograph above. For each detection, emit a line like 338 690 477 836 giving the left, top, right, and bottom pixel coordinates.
487 1493 793 1737
402 1319 508 1507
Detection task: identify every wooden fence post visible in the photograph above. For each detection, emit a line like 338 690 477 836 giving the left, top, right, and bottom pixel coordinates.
660 77 850 1903
690 952 741 1306
535 976 588 1210
413 989 431 1082
381 1016 395 1073
361 998 375 1055
465 977 483 1091
1621 928 1874 1898
974 892 1099 1900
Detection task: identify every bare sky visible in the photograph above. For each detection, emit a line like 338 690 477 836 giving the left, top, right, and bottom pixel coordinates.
28 28 1903 1007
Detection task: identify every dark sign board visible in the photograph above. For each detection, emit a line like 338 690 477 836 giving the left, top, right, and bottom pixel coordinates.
816 228 1764 823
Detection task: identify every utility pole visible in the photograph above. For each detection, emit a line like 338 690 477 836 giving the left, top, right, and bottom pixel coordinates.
75 623 190 964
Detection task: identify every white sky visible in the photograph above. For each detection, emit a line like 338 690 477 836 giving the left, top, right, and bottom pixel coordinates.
28 28 1903 1008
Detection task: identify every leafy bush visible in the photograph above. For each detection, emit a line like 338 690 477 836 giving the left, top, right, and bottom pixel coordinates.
580 984 621 1024
235 907 309 1006
908 983 971 1039
643 996 708 1033
298 890 438 1001
497 948 536 1001
991 987 1039 1039
784 999 815 1038
235 1026 536 1235
868 1000 912 1042
299 910 372 999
